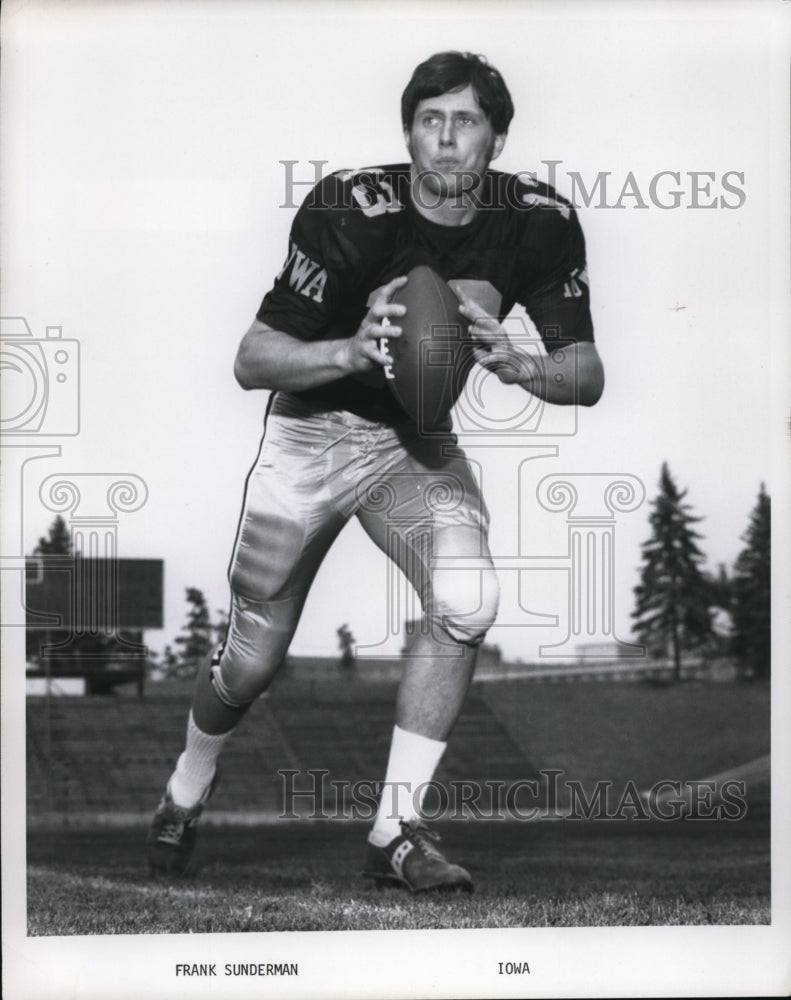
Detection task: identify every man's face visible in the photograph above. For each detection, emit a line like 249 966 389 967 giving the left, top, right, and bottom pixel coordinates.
405 84 506 201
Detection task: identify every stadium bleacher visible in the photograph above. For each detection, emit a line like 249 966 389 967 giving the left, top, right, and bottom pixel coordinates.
26 670 540 827
25 659 770 828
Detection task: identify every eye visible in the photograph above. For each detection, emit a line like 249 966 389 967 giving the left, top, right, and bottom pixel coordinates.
422 114 439 127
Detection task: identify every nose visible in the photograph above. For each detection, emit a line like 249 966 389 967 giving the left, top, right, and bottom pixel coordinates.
439 119 455 147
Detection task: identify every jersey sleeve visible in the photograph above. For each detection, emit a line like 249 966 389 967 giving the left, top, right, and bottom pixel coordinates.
256 173 363 340
516 201 594 348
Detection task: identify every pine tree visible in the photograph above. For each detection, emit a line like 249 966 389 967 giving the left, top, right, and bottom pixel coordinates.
26 516 72 664
174 588 214 675
730 484 771 680
337 623 356 671
632 463 714 679
33 514 72 555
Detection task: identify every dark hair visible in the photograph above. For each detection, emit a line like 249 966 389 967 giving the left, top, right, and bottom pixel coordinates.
401 51 514 134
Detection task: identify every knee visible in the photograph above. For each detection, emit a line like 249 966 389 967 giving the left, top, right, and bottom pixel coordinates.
430 565 500 646
211 652 262 709
211 594 294 706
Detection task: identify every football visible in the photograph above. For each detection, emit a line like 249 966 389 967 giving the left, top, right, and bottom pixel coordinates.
383 265 472 429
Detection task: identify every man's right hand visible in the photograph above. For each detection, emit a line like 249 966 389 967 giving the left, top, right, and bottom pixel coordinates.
341 275 408 374
234 275 409 393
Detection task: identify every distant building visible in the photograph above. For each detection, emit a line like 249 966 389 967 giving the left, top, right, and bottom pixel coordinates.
575 641 643 661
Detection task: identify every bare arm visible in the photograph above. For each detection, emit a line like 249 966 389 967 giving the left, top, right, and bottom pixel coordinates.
234 276 407 391
456 293 604 406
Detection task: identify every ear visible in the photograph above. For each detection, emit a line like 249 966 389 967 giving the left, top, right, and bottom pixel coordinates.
490 132 506 162
404 127 413 157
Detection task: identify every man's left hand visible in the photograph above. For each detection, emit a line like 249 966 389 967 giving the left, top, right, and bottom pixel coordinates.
456 291 526 385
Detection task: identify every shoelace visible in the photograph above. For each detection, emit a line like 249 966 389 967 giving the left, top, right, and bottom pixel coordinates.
158 803 192 844
159 820 185 844
399 818 445 860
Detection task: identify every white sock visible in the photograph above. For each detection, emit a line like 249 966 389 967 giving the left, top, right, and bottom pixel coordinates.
169 711 228 808
368 725 446 847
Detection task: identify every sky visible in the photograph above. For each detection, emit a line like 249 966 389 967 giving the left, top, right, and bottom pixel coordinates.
2 0 788 665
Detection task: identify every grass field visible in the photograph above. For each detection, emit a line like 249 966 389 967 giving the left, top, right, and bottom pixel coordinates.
25 676 771 936
28 814 769 934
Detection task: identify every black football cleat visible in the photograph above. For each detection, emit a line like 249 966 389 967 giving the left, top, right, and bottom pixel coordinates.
363 818 473 893
146 774 217 876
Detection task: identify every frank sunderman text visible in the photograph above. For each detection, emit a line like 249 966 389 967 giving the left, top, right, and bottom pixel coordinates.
176 963 299 977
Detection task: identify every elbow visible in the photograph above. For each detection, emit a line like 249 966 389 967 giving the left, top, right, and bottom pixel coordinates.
577 348 605 406
579 373 604 407
234 332 264 391
233 321 284 391
234 351 254 390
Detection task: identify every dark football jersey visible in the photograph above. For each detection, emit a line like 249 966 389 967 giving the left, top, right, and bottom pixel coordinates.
257 164 594 422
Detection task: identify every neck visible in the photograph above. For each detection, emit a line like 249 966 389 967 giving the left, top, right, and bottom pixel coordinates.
409 165 483 227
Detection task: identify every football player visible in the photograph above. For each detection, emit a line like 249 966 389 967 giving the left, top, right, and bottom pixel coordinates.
148 51 604 892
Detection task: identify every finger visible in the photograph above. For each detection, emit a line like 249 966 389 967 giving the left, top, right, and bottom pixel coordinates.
466 318 500 346
369 300 407 321
368 342 397 368
366 321 402 339
472 346 523 381
374 274 409 305
450 284 472 307
470 342 493 364
458 300 488 323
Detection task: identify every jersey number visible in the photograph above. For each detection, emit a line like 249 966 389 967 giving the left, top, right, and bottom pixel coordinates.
350 175 401 218
562 267 588 298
